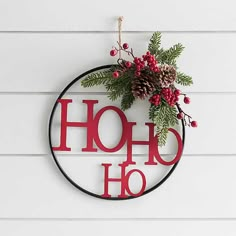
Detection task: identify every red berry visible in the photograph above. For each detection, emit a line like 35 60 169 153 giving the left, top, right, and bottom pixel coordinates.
135 71 141 76
149 57 154 62
174 89 181 96
146 51 150 55
154 67 160 73
184 96 191 104
149 94 161 106
125 61 132 68
134 57 139 64
191 121 198 127
110 49 117 56
123 43 129 49
136 65 141 71
177 112 184 119
112 71 119 78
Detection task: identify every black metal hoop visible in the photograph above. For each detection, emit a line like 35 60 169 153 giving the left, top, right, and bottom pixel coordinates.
48 65 185 200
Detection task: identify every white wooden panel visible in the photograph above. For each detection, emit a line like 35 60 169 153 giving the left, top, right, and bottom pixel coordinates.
0 33 236 92
0 94 234 155
0 155 235 218
0 220 236 236
0 0 235 31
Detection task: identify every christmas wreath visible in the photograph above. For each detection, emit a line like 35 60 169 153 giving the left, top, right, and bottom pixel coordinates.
81 32 197 146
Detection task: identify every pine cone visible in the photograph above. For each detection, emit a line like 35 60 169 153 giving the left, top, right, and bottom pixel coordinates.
132 75 156 99
157 65 176 88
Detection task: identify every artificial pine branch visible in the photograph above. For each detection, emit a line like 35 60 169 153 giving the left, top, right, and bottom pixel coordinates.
121 92 135 110
176 72 193 86
149 102 178 146
81 70 113 87
160 43 184 66
106 73 132 100
157 127 169 147
148 32 162 56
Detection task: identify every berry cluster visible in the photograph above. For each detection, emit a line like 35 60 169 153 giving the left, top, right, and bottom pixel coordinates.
133 57 145 77
177 110 197 127
150 88 197 127
149 94 161 106
161 88 180 107
176 95 197 127
110 43 160 78
132 51 159 77
110 43 131 78
142 52 159 73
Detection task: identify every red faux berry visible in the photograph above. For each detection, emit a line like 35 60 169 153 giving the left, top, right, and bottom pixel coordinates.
161 88 172 100
149 94 161 106
125 61 132 68
135 71 141 76
110 49 117 56
123 43 129 49
177 112 184 119
112 71 119 78
149 57 154 62
174 89 181 96
184 96 191 104
191 121 198 127
134 57 139 64
169 94 178 106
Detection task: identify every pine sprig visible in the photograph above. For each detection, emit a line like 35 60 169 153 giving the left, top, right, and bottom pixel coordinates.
159 43 184 66
81 70 113 87
149 103 178 146
121 92 135 110
157 127 169 147
106 73 132 101
148 32 162 56
154 104 178 128
176 72 193 86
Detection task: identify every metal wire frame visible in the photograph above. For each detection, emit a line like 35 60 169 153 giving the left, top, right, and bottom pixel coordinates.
48 65 185 200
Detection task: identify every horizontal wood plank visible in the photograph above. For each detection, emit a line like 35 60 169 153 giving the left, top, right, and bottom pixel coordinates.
0 33 236 92
0 220 236 236
0 0 235 31
0 155 235 218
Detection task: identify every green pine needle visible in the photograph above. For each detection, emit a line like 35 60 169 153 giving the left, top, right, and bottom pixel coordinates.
176 72 193 86
157 127 169 147
149 103 178 146
81 70 113 87
106 73 132 101
159 43 184 66
121 92 135 111
148 32 162 56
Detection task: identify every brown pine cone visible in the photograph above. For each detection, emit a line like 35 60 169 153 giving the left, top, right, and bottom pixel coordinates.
131 75 156 99
157 64 176 88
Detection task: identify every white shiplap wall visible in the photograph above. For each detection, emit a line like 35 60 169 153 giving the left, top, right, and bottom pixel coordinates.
1 0 236 235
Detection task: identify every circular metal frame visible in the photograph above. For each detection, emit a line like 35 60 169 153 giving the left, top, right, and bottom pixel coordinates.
48 65 185 200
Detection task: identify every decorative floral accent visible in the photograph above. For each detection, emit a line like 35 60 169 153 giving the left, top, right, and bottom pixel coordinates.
81 32 197 146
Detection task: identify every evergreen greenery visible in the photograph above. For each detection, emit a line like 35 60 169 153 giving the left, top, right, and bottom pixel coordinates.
149 101 178 146
81 70 113 87
81 32 193 146
176 72 193 86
